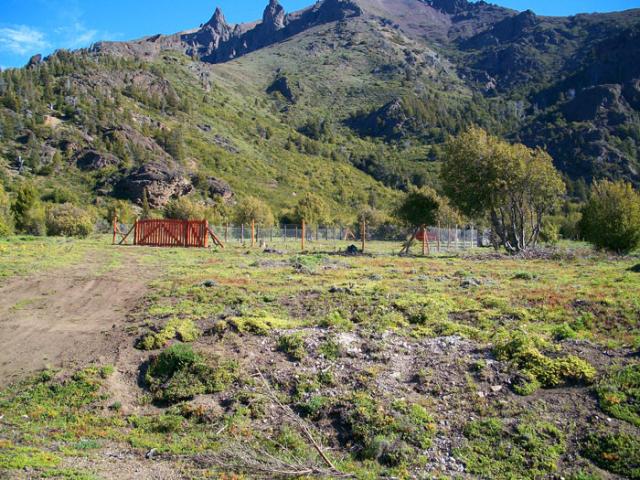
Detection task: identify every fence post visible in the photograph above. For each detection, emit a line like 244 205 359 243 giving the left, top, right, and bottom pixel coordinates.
301 220 306 251
284 224 287 243
251 220 256 247
225 224 228 244
437 222 441 253
112 215 117 245
422 226 426 256
361 220 366 253
133 219 138 246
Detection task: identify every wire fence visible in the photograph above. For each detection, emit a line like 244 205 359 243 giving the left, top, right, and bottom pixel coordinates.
112 220 486 252
207 224 482 251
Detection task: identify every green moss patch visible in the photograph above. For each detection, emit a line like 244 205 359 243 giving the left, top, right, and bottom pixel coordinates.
582 432 640 479
145 343 238 404
456 417 566 478
138 318 201 350
596 363 640 427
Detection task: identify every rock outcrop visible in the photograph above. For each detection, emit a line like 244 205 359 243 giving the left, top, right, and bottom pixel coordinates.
76 150 121 171
205 177 234 203
115 162 193 207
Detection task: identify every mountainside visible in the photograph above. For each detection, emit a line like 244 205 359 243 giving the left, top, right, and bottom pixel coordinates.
1 0 640 220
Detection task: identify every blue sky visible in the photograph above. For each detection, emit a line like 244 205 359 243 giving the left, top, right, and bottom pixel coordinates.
1 0 639 68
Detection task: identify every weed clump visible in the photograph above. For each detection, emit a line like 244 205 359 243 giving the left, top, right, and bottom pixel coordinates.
582 432 640 479
145 344 238 404
340 393 435 467
138 318 201 350
493 330 596 395
596 363 640 427
277 333 306 361
456 417 565 478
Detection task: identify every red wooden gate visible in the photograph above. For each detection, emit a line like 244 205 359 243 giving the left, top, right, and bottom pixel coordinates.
134 219 210 248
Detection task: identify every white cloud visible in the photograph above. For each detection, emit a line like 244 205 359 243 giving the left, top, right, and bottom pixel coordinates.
56 22 98 48
0 25 48 55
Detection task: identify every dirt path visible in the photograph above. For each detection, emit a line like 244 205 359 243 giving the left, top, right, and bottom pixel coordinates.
0 251 159 386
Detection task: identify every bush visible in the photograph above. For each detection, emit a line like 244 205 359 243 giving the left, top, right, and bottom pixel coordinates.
0 184 14 236
137 318 201 351
21 205 46 236
582 432 640 479
277 333 306 361
596 364 640 427
234 196 274 226
145 343 237 404
45 203 94 237
579 180 640 253
493 330 595 394
342 393 435 467
164 196 206 220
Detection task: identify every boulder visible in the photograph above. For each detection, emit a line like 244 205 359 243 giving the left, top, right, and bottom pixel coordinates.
205 177 234 203
76 149 121 171
115 162 193 208
26 54 43 68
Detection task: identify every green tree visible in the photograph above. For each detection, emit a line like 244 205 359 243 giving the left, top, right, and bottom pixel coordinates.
164 197 206 220
579 180 640 253
441 128 565 253
0 184 14 236
396 187 442 254
11 181 39 232
234 197 274 226
293 193 329 226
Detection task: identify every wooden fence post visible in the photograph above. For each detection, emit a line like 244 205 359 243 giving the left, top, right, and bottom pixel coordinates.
112 215 117 245
422 225 426 256
437 222 441 253
301 220 306 251
361 220 366 253
251 219 256 247
133 219 138 246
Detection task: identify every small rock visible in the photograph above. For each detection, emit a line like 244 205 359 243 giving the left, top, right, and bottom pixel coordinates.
490 385 503 393
146 448 158 459
202 280 217 288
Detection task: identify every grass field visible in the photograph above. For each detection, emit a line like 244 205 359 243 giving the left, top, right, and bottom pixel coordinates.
0 236 639 479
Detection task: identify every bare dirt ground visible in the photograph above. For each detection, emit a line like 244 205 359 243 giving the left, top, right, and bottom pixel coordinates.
0 251 158 387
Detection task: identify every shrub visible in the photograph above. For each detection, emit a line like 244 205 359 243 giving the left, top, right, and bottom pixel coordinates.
45 203 94 237
11 181 39 233
0 184 14 236
596 364 640 427
164 196 207 220
234 196 274 226
493 330 595 394
145 343 237 404
277 333 306 361
582 432 640 479
21 205 46 236
342 393 435 467
579 180 640 253
138 318 201 351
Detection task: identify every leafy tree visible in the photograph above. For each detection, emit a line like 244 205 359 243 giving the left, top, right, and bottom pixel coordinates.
141 187 152 220
164 197 206 221
396 187 441 228
579 180 640 253
45 203 94 238
441 128 565 253
293 193 329 226
11 181 39 232
234 196 274 226
0 184 14 236
396 187 442 254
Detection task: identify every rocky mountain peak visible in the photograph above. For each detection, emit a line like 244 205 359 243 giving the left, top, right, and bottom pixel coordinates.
425 0 470 15
263 0 287 30
207 7 228 28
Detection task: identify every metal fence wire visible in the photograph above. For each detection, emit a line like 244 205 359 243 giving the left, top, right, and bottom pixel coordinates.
209 224 483 250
